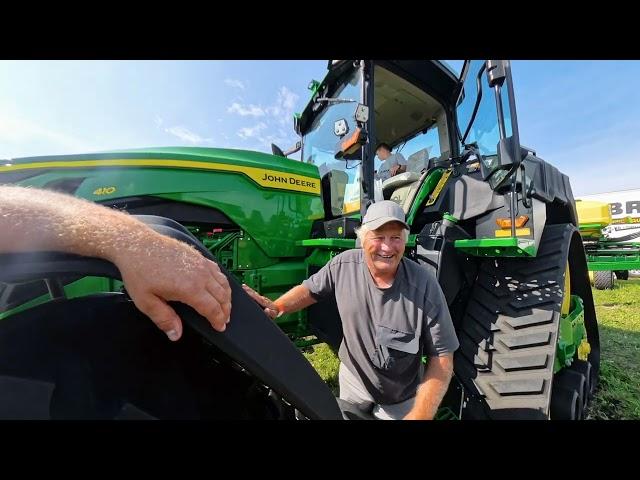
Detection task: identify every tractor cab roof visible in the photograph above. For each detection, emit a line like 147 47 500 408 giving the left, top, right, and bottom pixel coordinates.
298 60 460 135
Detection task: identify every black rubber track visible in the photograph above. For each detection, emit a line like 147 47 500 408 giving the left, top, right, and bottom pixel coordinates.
455 224 583 419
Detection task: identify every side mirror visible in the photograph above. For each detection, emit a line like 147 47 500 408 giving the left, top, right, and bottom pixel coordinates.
271 143 285 157
283 141 302 157
272 142 302 158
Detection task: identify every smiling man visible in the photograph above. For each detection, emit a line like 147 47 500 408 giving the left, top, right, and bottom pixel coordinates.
243 200 459 420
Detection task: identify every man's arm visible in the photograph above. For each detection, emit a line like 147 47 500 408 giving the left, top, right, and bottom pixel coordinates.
404 352 454 420
392 164 407 175
0 186 232 340
390 154 408 176
242 284 317 319
243 251 337 319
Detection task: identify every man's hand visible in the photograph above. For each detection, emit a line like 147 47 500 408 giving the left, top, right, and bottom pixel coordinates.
0 185 233 342
390 164 406 176
115 234 232 341
242 283 317 320
242 284 280 320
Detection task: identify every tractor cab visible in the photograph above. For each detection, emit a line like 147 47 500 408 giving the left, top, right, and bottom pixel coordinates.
295 60 528 247
297 61 458 223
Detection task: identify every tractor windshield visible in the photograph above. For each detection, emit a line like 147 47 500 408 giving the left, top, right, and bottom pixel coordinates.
456 60 515 187
373 65 451 176
302 70 362 216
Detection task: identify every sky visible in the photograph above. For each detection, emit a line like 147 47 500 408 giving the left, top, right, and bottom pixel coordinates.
0 60 638 196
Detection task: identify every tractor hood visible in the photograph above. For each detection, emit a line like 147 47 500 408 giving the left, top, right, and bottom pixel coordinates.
0 146 321 196
0 147 325 259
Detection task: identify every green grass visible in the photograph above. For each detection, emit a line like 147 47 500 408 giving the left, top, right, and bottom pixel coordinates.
303 344 339 395
304 278 640 419
587 277 640 419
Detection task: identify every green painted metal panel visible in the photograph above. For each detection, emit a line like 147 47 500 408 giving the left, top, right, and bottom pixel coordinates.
454 237 537 257
406 168 445 225
554 295 587 373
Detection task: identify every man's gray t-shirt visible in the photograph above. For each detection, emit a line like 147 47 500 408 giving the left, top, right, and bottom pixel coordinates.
378 152 408 182
302 249 459 405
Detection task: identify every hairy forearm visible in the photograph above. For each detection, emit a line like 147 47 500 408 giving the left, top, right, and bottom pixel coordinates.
406 354 454 420
0 186 233 340
0 186 160 264
274 284 317 315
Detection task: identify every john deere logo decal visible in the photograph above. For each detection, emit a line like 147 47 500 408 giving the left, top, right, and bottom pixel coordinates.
260 172 317 190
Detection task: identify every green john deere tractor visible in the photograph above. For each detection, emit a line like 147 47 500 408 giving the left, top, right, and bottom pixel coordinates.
0 60 599 420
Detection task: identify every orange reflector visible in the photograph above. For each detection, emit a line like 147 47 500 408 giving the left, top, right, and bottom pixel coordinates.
341 127 362 154
496 215 529 229
495 228 531 237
